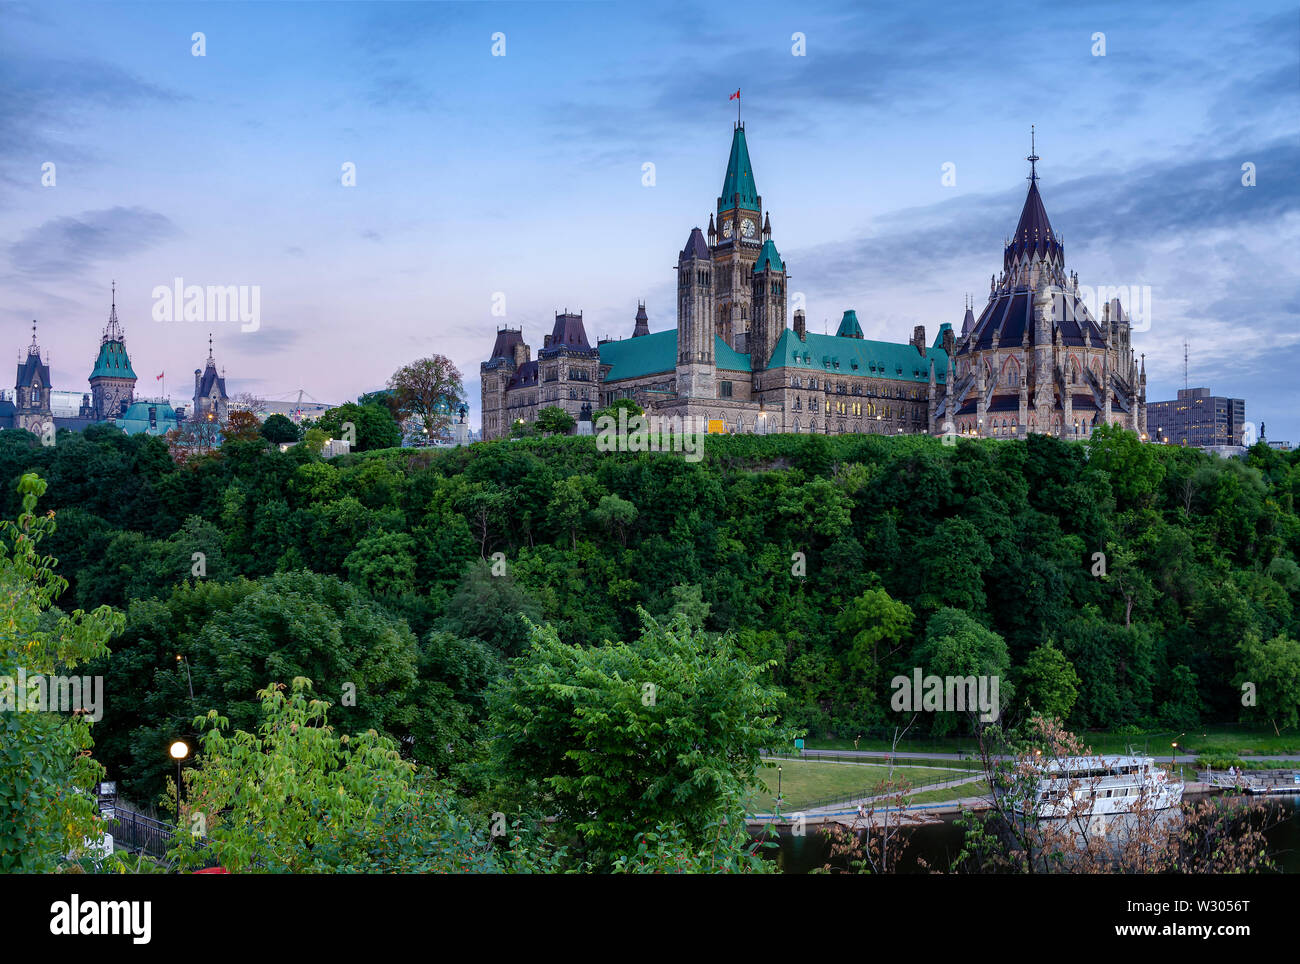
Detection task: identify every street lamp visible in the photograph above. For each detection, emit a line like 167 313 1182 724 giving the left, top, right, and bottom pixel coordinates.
776 765 783 818
170 740 189 820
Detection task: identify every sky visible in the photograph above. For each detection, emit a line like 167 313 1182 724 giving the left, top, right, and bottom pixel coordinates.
1 0 1297 438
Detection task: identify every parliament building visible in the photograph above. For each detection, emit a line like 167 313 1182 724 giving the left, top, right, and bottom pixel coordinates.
482 121 1146 441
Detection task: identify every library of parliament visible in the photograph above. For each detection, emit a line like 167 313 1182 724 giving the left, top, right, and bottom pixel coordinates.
481 120 1148 441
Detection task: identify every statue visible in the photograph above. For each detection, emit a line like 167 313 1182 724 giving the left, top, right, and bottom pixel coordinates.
457 402 468 424
579 401 593 422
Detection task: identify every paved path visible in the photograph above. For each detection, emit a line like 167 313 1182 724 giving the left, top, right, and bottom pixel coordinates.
795 749 1300 764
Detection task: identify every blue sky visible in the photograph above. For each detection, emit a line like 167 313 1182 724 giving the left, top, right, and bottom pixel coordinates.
2 0 1297 438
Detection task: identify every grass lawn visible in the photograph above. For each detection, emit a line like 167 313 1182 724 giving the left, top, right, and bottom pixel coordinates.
805 727 1300 758
904 779 990 805
745 759 965 812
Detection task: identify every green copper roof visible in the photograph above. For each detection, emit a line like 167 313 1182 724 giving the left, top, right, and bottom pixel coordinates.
718 124 759 213
90 340 137 380
753 239 784 273
599 330 752 382
835 310 864 339
769 329 948 384
119 400 178 436
715 336 752 373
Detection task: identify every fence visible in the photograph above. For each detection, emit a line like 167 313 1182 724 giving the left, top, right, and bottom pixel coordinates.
107 805 176 858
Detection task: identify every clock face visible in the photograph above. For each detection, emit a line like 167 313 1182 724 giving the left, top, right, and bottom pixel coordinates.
721 219 733 239
741 218 756 238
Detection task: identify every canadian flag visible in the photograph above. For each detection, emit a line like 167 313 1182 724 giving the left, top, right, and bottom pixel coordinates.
729 89 740 101
156 372 164 380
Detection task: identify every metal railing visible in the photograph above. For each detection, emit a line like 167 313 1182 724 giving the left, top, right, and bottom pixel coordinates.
756 760 987 815
107 805 176 858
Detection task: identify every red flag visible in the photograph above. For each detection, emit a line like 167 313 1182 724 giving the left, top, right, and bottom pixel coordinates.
156 372 164 380
729 89 740 101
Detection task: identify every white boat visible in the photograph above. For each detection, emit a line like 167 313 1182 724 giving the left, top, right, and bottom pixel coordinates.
1016 755 1184 820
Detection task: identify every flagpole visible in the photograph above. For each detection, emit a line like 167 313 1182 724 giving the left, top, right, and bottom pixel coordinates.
737 88 741 126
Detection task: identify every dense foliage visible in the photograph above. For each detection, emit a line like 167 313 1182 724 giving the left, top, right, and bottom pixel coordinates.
1 423 1297 868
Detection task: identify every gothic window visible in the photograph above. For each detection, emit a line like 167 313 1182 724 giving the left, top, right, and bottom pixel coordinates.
793 397 801 410
30 388 38 405
793 418 801 433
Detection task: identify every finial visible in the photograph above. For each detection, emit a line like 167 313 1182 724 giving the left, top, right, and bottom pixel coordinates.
1027 125 1039 184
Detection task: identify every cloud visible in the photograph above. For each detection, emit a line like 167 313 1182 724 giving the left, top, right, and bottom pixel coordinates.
7 206 178 278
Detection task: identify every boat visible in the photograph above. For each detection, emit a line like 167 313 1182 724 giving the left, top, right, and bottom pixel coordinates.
1015 755 1184 820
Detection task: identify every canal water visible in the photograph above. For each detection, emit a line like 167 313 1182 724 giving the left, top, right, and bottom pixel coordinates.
766 796 1299 874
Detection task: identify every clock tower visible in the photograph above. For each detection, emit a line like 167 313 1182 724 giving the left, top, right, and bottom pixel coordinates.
712 122 762 353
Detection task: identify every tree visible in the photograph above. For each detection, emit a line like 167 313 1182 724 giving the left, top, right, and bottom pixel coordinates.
1087 423 1165 507
834 587 914 685
0 473 124 871
1018 641 1080 721
911 608 1012 734
387 355 464 440
230 392 268 417
317 402 401 452
535 405 576 436
220 409 263 444
1236 631 1300 735
260 413 300 445
592 397 643 427
488 611 792 867
440 561 541 656
171 678 558 873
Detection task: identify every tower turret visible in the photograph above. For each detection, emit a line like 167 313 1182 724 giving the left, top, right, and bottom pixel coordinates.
676 227 716 399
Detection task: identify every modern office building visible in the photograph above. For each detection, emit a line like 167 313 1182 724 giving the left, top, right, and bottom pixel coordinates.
1146 387 1246 448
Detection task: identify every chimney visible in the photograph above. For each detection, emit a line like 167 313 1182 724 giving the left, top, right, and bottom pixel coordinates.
913 325 926 357
794 309 807 341
543 334 553 349
942 326 955 356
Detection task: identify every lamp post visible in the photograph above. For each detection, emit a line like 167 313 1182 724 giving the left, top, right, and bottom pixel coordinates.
170 740 189 824
776 765 783 819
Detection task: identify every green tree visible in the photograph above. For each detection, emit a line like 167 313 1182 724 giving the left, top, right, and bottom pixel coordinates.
317 402 402 452
1236 631 1300 735
172 678 558 872
0 473 124 872
911 608 1012 735
1018 641 1080 721
834 587 914 686
535 406 576 436
259 413 300 445
488 612 791 867
387 355 464 439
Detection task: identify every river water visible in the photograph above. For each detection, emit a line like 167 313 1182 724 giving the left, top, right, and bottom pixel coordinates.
768 795 1300 874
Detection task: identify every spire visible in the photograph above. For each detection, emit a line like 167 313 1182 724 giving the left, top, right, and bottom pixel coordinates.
1027 124 1039 184
680 227 710 261
717 123 759 214
707 212 717 240
632 301 650 338
207 332 215 365
103 281 126 344
762 211 771 241
1004 130 1062 276
28 320 39 355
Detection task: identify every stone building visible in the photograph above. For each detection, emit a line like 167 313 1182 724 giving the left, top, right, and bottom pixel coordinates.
14 322 53 435
191 335 230 425
89 283 138 421
480 121 1146 442
937 139 1147 439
